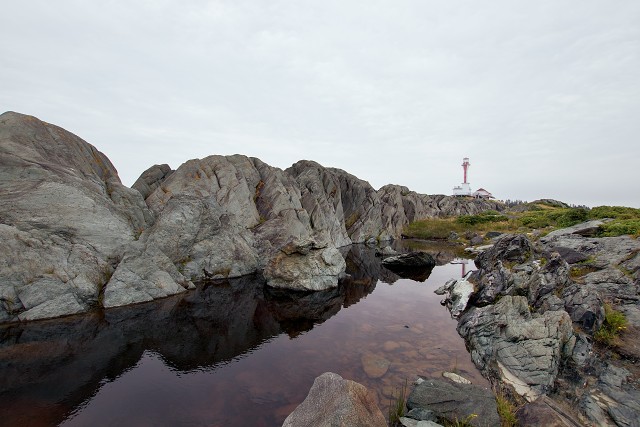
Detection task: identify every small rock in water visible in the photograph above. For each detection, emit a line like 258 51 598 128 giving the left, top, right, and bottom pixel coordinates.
361 353 391 378
442 371 471 384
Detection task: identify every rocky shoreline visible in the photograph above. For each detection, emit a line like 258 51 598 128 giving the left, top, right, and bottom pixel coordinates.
286 226 640 426
0 111 500 323
2 111 639 426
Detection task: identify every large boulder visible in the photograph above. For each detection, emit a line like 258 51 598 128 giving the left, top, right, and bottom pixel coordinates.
382 252 437 282
282 372 386 427
0 112 154 322
264 238 346 291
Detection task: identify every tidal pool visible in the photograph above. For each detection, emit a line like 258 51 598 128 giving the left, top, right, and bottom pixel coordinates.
0 244 487 427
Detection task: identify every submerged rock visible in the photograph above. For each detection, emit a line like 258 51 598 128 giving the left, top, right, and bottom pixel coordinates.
360 352 391 378
282 372 386 427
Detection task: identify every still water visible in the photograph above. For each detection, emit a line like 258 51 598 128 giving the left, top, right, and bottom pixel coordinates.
0 243 487 427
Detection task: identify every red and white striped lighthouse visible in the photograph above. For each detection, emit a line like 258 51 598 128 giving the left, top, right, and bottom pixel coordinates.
462 157 470 184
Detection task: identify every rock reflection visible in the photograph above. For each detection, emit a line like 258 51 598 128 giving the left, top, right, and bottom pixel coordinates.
0 242 462 427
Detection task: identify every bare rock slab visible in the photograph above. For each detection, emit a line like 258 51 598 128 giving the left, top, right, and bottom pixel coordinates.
282 372 386 427
406 378 500 427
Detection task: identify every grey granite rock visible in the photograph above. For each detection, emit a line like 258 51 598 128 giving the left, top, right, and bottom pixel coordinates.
406 378 500 427
282 372 386 427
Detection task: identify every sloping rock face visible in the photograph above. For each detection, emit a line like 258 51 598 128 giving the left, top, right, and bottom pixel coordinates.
1 112 504 323
458 296 575 401
281 372 386 427
0 112 159 322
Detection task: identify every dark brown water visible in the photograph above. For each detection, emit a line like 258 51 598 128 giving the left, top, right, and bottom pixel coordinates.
0 244 487 427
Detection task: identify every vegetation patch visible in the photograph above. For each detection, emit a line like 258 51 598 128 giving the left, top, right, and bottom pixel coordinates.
456 211 509 226
569 265 600 281
403 204 640 243
494 387 519 427
387 379 407 427
594 303 627 346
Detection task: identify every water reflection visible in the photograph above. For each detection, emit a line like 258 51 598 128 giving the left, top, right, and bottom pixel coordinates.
0 242 479 427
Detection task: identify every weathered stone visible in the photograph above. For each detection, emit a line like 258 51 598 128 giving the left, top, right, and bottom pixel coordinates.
17 293 85 321
442 371 471 384
131 163 173 200
470 235 484 246
436 276 474 318
282 372 386 427
549 246 589 264
406 378 500 427
543 219 607 238
475 234 534 269
457 296 574 401
0 112 152 322
264 238 346 291
0 112 507 322
382 252 436 269
517 396 580 427
562 283 604 333
103 244 193 308
405 408 438 422
485 231 503 239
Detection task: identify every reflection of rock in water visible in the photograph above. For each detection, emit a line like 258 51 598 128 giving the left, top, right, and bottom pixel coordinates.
382 265 435 282
343 244 401 285
392 239 462 266
263 287 344 337
0 244 461 426
0 255 383 426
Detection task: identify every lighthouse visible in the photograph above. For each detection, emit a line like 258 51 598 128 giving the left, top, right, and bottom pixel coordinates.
452 157 472 196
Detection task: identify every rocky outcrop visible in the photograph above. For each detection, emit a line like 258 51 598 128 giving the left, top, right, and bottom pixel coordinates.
0 112 504 323
0 112 161 322
131 163 173 200
281 372 387 427
439 226 640 425
457 296 575 401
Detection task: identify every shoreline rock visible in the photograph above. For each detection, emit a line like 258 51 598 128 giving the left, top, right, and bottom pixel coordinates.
0 111 502 323
281 372 387 427
437 227 640 425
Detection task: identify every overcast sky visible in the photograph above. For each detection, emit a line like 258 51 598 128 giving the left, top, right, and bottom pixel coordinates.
1 1 639 208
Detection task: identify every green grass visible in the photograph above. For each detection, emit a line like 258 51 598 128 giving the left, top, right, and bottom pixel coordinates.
387 379 408 427
403 204 640 242
456 210 509 226
495 388 518 427
594 303 627 346
442 414 478 427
